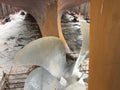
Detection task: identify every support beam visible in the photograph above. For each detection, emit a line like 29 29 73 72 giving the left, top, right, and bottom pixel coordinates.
41 1 58 36
89 0 120 90
36 0 70 51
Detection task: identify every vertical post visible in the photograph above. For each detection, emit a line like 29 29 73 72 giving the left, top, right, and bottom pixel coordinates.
42 1 59 36
89 0 120 90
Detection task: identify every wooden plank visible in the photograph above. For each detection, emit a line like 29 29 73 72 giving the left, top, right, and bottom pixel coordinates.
89 0 120 90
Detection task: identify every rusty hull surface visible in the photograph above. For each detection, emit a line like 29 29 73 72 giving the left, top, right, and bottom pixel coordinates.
0 0 88 36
